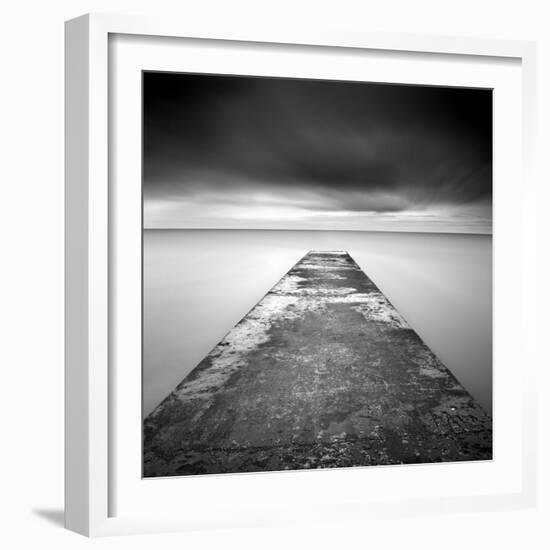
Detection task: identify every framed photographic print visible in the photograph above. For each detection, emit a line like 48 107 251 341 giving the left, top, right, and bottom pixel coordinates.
65 13 537 536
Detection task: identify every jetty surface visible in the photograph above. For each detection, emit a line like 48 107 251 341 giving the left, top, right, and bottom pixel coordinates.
144 251 492 476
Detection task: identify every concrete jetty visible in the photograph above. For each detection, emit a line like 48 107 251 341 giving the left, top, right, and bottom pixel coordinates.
144 251 492 477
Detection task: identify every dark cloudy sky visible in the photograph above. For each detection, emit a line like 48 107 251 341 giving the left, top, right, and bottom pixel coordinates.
143 72 492 233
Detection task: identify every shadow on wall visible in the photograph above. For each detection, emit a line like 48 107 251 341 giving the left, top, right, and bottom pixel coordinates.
32 509 64 528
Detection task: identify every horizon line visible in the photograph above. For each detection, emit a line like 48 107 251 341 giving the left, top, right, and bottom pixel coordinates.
143 227 492 237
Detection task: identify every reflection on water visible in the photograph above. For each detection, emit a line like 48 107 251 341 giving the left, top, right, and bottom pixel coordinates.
143 230 492 417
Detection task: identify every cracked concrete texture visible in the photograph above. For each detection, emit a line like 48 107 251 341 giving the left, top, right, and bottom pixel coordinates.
144 251 492 477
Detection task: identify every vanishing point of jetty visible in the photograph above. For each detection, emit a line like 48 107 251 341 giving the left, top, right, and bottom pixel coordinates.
144 251 492 477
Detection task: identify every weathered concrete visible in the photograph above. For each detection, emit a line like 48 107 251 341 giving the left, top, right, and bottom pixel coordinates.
144 251 492 477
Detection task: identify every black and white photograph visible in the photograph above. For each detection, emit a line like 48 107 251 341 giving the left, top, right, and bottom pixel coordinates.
142 72 493 477
2 0 545 544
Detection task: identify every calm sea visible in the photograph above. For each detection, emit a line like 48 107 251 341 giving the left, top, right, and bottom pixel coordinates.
143 230 492 417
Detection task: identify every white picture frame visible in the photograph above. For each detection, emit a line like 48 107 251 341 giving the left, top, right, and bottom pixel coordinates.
65 12 537 537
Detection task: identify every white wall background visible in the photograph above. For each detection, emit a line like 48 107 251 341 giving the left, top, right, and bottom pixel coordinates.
0 1 548 548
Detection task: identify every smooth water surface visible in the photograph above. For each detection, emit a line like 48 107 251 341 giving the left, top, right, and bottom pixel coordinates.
143 230 492 416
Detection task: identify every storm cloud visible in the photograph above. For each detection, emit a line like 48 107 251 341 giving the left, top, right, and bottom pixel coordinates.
143 72 492 233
